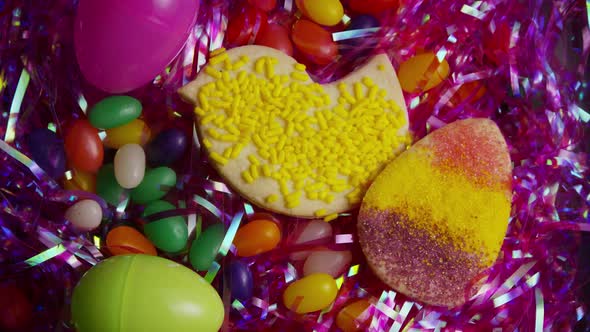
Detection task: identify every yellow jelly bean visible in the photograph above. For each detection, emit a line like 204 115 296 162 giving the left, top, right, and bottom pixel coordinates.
302 0 344 27
63 169 96 193
397 52 450 93
282 273 338 313
104 119 151 149
336 299 371 332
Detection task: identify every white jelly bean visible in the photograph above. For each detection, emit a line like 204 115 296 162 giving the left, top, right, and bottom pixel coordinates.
114 143 145 189
66 199 103 231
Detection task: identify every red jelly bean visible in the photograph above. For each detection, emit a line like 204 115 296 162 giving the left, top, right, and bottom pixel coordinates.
65 119 104 173
292 19 338 65
255 23 293 56
248 0 276 12
0 283 32 331
483 22 511 64
225 6 268 47
349 0 398 15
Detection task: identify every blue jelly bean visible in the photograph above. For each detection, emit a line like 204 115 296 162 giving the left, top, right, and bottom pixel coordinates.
27 128 66 179
146 128 188 166
225 260 253 302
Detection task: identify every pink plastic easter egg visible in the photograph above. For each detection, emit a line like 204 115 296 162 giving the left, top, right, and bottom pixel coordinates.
74 0 199 93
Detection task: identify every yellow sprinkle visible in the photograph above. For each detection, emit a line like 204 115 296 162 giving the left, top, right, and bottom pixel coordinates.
201 113 217 125
207 128 222 139
324 213 338 222
255 57 266 74
291 72 309 81
259 149 270 160
242 170 254 184
265 59 275 78
210 152 228 166
223 147 233 159
266 194 278 203
250 164 259 179
295 63 306 71
237 71 247 83
210 48 226 57
377 64 385 71
198 94 210 110
205 66 222 79
315 209 327 217
354 82 364 100
231 143 245 158
248 154 261 165
202 138 212 149
261 164 271 177
195 107 206 116
224 59 233 70
209 52 229 66
219 134 239 142
362 77 375 87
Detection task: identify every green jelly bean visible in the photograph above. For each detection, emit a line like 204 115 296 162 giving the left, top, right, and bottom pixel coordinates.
189 223 225 271
143 200 188 253
88 96 142 129
96 164 128 206
131 167 176 204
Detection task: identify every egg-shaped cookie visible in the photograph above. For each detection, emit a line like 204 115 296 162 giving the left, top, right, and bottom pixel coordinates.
358 118 512 308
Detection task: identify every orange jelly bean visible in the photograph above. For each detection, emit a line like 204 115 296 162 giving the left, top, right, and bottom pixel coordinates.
397 52 450 93
104 119 151 149
292 19 338 65
233 219 281 257
106 225 157 256
336 299 371 332
63 169 96 193
64 119 104 173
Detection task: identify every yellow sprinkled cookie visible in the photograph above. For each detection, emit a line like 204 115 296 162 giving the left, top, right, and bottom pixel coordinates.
179 45 409 217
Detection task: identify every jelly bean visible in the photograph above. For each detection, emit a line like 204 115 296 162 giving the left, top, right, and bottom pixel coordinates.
0 283 32 331
336 299 371 332
189 223 225 271
292 20 338 65
341 15 380 49
65 199 103 232
483 22 511 65
106 225 157 256
283 273 338 313
88 96 142 129
290 220 333 260
64 169 96 193
27 128 66 179
131 167 176 204
303 250 352 277
225 6 268 47
397 52 450 93
233 219 281 257
300 0 343 26
104 118 151 149
452 81 486 105
64 119 104 172
143 200 188 253
248 0 276 12
349 0 398 15
114 144 146 189
146 128 188 166
97 164 128 206
255 23 294 56
225 260 254 301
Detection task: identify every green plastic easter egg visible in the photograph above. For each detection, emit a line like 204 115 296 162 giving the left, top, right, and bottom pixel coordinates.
71 255 224 332
143 200 187 253
189 223 225 271
96 164 128 206
131 167 176 204
88 96 142 129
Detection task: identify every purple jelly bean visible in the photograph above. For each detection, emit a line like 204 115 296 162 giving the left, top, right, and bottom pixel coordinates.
27 128 66 179
225 260 253 302
146 128 187 166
